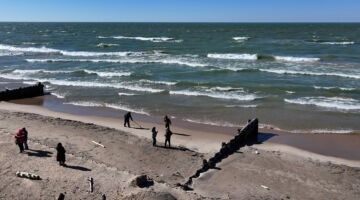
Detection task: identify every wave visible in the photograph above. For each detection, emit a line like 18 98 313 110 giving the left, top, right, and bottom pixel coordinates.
96 43 119 48
0 52 24 56
313 86 356 91
233 36 250 42
83 70 131 77
98 35 181 43
207 53 319 62
52 92 66 99
259 69 360 79
118 92 136 96
64 101 149 115
285 96 360 110
169 89 257 101
26 58 208 68
319 41 355 45
290 129 356 134
208 53 257 60
225 104 258 108
0 44 142 57
138 79 177 86
184 119 239 127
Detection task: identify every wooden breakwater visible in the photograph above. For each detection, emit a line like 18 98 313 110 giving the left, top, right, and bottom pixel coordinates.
0 82 44 101
178 118 259 190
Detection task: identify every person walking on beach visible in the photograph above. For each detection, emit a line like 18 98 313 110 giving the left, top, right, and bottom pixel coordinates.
164 127 172 148
14 129 25 153
124 112 133 128
152 127 158 146
56 143 66 166
164 115 171 129
22 128 29 150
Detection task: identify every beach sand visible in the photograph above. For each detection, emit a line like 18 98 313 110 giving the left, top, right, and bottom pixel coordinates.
0 100 360 199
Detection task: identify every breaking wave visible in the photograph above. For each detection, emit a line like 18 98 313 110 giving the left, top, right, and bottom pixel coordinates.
0 44 142 57
285 96 360 111
26 58 208 68
169 89 257 101
233 36 250 42
259 69 360 79
207 53 320 62
184 119 239 127
64 101 149 115
313 86 356 91
98 35 182 43
96 43 119 48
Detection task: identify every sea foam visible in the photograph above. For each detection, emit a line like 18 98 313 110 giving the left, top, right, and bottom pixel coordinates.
285 96 360 111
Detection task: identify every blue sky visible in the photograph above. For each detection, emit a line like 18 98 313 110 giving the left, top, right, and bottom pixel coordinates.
0 0 359 22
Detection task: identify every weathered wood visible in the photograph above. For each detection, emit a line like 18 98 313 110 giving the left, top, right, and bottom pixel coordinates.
57 193 65 200
16 171 41 180
0 82 44 101
88 177 94 193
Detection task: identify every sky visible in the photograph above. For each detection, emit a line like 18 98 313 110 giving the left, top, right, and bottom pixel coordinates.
0 0 359 22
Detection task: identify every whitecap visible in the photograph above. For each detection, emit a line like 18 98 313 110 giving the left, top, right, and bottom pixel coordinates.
285 96 360 110
207 53 258 60
260 69 360 79
169 89 257 101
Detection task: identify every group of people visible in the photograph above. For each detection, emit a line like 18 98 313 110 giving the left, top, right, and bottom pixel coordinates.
123 112 173 148
14 127 66 166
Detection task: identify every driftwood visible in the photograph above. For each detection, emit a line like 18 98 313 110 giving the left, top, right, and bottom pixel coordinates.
0 82 44 101
92 141 105 148
57 193 65 200
16 171 41 180
88 177 94 193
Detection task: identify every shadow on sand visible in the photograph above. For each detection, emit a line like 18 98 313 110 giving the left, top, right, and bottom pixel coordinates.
173 132 191 137
156 145 194 152
26 149 53 157
64 165 91 171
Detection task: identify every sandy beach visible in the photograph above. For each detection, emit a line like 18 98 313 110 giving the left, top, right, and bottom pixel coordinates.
0 99 359 199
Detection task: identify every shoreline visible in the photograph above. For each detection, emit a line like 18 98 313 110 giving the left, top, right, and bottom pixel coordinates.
3 95 360 164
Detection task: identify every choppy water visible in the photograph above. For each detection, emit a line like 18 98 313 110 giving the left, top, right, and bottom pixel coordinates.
0 23 360 133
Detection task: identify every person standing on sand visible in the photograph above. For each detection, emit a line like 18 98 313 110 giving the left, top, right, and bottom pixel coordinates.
164 127 172 148
22 128 29 150
14 129 25 153
164 115 171 129
124 112 133 128
56 143 66 166
152 127 158 146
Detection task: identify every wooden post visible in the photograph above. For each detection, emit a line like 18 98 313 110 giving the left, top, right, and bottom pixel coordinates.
57 193 65 200
102 194 106 200
88 177 94 193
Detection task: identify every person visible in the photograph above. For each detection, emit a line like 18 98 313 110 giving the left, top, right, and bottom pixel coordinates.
56 143 66 166
164 115 171 129
124 112 133 128
14 129 25 153
151 127 158 146
22 128 29 150
164 127 172 148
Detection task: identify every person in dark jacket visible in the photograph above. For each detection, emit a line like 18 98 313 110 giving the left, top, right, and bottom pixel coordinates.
124 112 133 128
164 115 171 129
151 127 158 146
14 129 25 153
164 127 172 148
22 128 29 150
56 143 66 166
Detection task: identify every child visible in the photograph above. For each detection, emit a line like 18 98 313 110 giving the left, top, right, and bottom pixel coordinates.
152 127 158 146
56 143 66 166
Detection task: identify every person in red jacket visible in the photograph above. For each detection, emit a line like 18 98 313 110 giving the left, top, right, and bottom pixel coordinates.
14 129 25 153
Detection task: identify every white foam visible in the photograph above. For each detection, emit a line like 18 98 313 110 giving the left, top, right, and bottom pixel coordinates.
285 91 295 94
26 58 207 68
111 36 176 42
169 89 257 101
96 43 119 47
274 56 320 62
83 70 131 77
207 53 258 60
104 103 149 115
233 36 250 41
260 69 360 79
320 41 355 45
184 119 238 127
313 86 356 91
138 79 177 86
290 129 355 134
52 92 66 99
225 104 258 108
64 101 103 107
0 52 24 56
285 96 360 110
118 92 136 96
0 44 142 57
